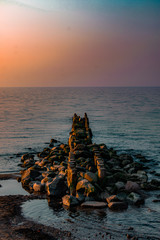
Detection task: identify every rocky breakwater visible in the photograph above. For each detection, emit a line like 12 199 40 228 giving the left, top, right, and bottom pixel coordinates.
19 113 160 211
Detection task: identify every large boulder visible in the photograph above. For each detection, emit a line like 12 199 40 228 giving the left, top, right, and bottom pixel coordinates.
21 168 41 187
62 195 79 207
76 179 95 197
46 175 67 197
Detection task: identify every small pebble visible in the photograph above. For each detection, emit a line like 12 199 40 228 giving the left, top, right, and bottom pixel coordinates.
127 234 132 239
152 199 160 203
128 227 134 230
67 232 71 237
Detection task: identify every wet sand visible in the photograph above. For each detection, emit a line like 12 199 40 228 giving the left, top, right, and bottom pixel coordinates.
0 174 72 240
0 173 20 180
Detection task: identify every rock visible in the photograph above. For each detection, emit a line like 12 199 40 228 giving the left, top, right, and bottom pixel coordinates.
152 199 160 203
129 173 148 183
38 148 50 158
137 173 148 183
21 153 34 162
38 158 49 167
76 179 95 197
76 192 85 202
127 192 144 205
29 181 36 191
104 175 115 186
74 144 87 151
42 171 55 178
112 172 127 182
151 179 160 187
141 182 158 191
62 195 79 207
128 168 136 174
99 191 110 201
128 227 134 231
49 138 58 147
17 177 21 182
84 172 98 183
125 181 140 192
85 196 95 201
98 168 106 179
22 159 35 168
81 201 107 208
67 168 77 196
115 181 125 190
21 168 41 186
119 154 133 161
41 177 52 185
35 175 43 182
51 138 58 143
46 175 67 197
108 202 128 211
122 160 131 166
33 182 45 192
106 195 121 204
116 192 127 201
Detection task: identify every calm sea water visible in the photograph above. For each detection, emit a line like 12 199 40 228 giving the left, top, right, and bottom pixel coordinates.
1 87 160 239
0 87 160 173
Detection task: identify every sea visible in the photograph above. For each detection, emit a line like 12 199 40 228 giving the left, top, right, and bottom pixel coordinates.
0 87 160 174
0 87 160 239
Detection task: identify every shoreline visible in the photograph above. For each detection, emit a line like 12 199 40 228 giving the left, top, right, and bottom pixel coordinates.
0 174 128 240
0 173 72 240
1 174 160 240
0 174 118 240
1 113 160 240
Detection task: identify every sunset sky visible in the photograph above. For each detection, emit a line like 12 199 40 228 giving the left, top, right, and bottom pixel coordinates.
0 0 160 87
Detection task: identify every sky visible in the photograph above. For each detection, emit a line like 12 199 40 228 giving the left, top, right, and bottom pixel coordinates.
0 0 160 87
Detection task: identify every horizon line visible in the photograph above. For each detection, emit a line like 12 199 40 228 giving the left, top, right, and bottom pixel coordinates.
0 86 160 88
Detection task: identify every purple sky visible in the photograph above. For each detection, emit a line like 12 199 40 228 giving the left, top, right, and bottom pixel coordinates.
0 0 160 87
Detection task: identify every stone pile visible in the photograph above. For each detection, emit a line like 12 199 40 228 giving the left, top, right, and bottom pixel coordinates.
19 113 160 210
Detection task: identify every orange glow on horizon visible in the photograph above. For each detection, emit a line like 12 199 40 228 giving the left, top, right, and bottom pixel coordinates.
0 3 160 87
